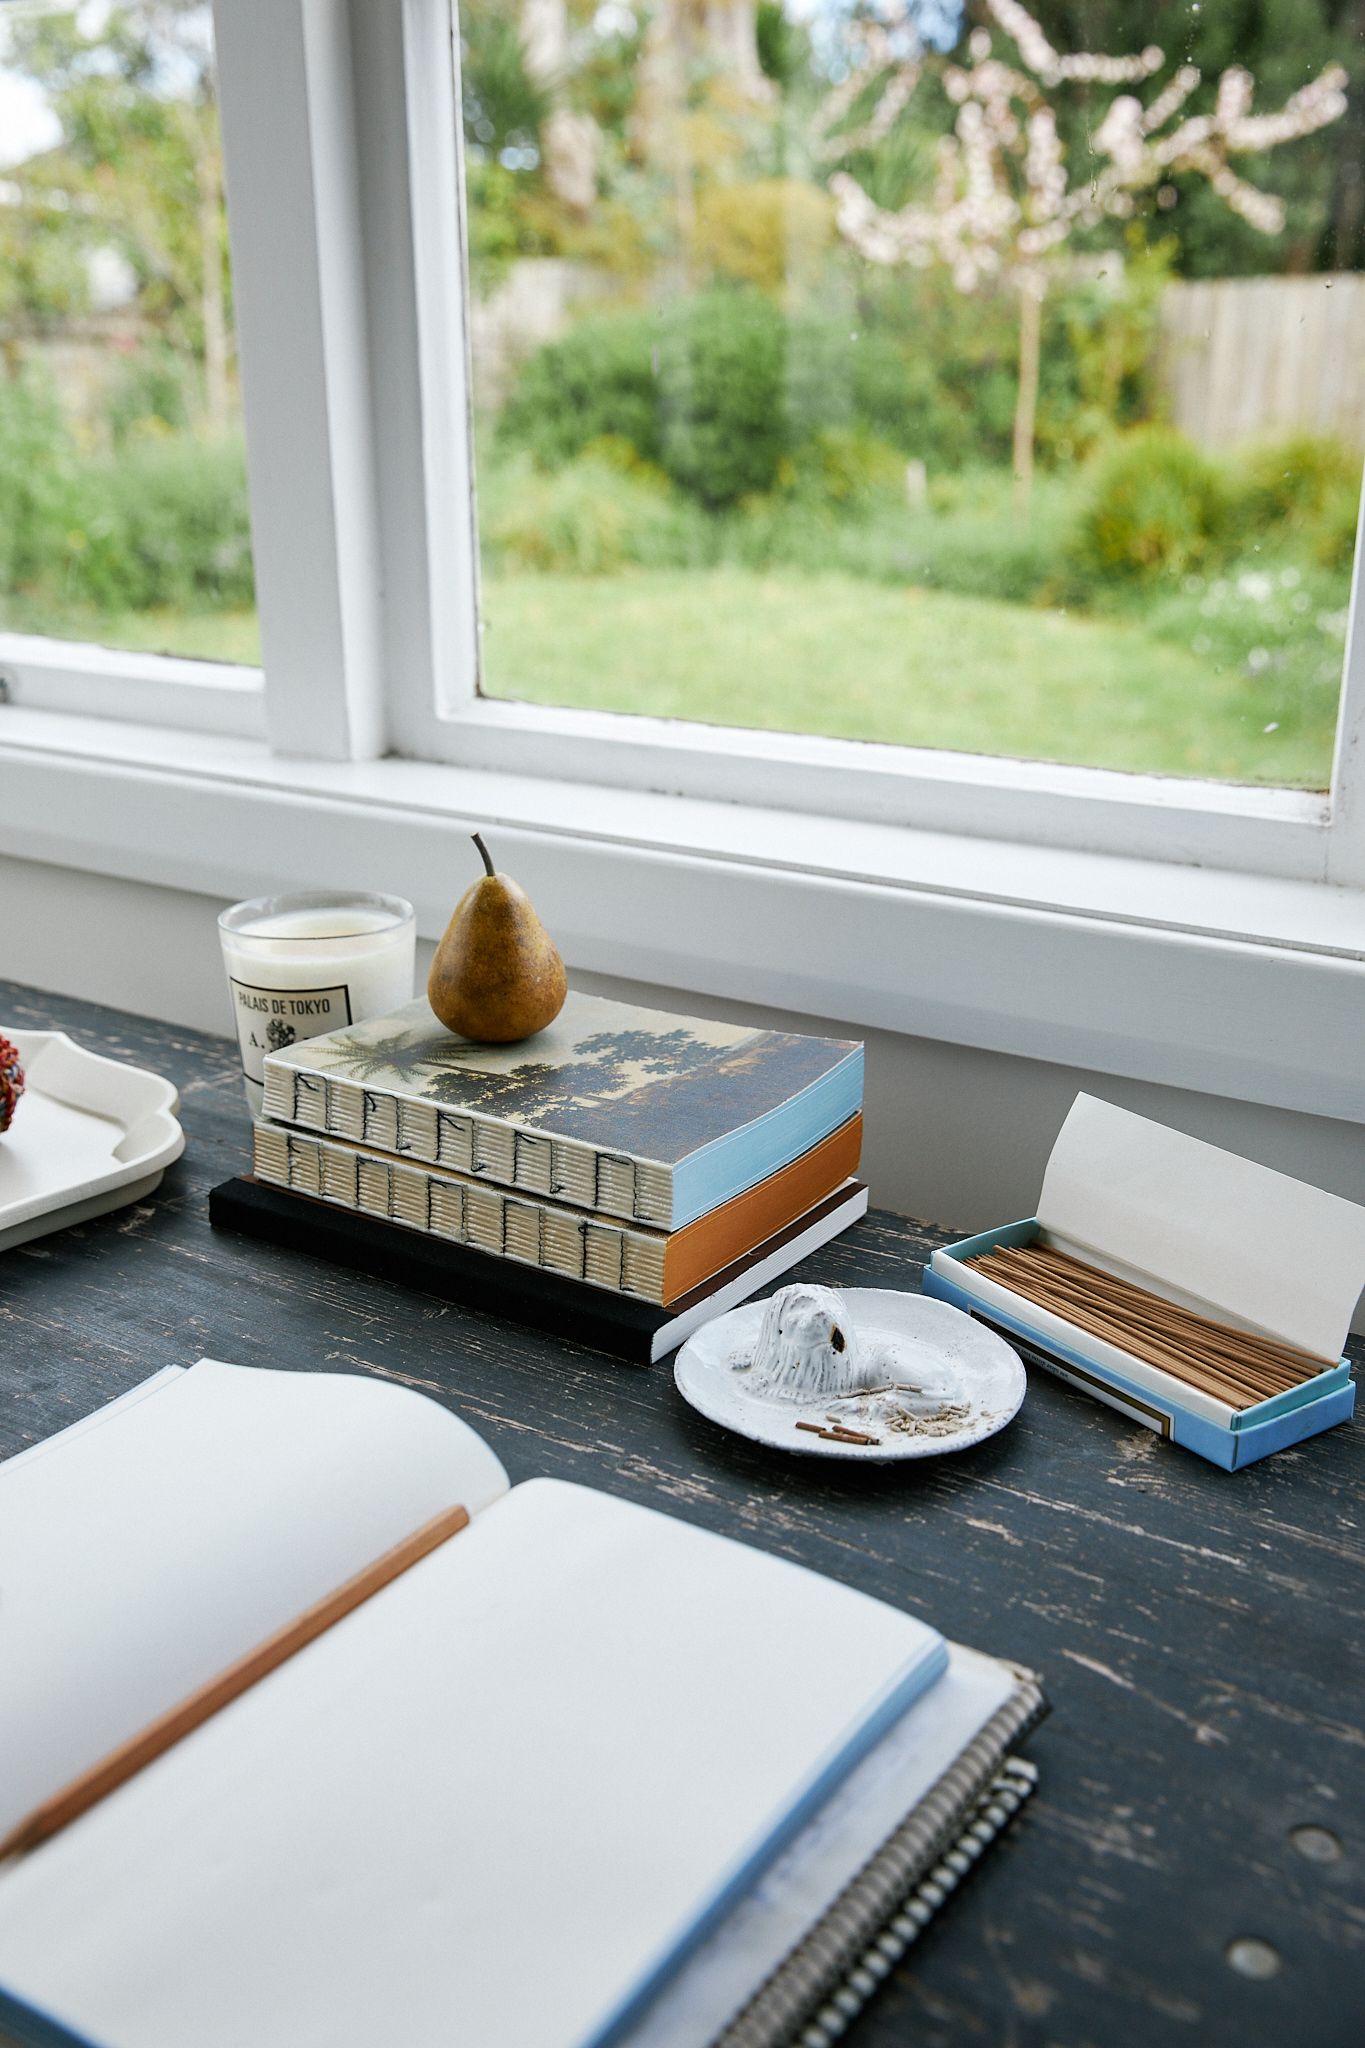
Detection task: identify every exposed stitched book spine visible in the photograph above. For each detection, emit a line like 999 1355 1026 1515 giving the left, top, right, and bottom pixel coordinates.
321 1142 358 1207
361 1092 400 1156
389 1164 431 1232
396 1098 439 1159
595 1153 639 1221
285 1133 321 1200
549 1139 604 1214
503 1199 544 1267
293 1073 328 1132
254 1125 290 1184
356 1156 391 1220
262 1064 677 1225
251 1126 669 1300
260 1067 296 1126
635 1161 673 1226
326 1077 365 1144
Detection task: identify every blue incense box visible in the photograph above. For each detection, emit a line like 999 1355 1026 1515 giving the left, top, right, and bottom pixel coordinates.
923 1097 1364 1472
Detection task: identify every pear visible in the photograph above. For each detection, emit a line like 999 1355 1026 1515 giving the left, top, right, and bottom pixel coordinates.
427 833 568 1043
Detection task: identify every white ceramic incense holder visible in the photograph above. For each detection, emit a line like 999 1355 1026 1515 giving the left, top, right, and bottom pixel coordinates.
675 1283 1027 1462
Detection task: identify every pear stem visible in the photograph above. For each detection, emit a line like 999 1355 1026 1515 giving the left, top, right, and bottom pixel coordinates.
471 831 495 878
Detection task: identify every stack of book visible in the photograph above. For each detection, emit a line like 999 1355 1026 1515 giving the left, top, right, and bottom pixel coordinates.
210 991 867 1363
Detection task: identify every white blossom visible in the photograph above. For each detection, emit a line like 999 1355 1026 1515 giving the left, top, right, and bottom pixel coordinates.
822 0 1348 293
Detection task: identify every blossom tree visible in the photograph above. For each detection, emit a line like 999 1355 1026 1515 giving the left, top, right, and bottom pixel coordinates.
820 0 1349 502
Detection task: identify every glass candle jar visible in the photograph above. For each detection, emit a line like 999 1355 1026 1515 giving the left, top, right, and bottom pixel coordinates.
218 890 415 1116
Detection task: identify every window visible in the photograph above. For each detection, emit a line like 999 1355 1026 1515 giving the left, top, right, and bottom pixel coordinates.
463 2 1363 794
0 0 257 668
3 0 1364 893
1 0 1359 1124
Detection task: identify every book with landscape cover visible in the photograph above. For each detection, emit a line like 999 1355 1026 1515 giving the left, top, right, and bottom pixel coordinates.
0 1360 1043 2048
260 993 864 1230
209 1176 871 1365
249 1114 863 1305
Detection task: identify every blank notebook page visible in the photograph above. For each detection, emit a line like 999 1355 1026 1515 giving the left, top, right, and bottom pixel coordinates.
0 1359 509 1835
0 1478 944 2048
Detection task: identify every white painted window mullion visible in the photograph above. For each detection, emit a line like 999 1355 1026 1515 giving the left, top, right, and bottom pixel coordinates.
213 0 387 762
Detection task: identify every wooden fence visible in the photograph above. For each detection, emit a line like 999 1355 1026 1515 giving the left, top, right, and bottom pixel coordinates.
1158 273 1365 451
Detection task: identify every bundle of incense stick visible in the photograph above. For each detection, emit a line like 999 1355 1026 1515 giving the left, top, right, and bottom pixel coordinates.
965 1242 1328 1411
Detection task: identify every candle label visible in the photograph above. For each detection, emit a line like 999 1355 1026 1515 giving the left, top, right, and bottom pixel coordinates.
229 979 354 1086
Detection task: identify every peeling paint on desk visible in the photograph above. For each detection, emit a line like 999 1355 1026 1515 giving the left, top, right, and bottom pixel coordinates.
1 976 1362 2048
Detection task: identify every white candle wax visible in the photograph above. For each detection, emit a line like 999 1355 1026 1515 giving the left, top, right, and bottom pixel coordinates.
218 893 415 1116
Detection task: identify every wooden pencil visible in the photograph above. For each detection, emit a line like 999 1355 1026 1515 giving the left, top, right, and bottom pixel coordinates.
0 1500 471 1862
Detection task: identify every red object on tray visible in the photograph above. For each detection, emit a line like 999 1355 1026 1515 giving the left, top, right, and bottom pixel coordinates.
0 1033 25 1135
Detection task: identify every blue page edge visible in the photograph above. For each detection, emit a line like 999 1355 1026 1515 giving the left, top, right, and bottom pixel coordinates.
672 1051 865 1226
0 1638 948 2048
586 1629 950 2048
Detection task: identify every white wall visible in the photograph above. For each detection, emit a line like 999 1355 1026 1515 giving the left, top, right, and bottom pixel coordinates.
4 852 1362 1334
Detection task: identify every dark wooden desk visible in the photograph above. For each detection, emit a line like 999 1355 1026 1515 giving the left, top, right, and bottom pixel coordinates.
2 980 1361 2048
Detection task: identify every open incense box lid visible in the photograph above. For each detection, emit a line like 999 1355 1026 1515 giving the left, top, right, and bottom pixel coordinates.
1036 1095 1365 1365
924 1095 1364 1468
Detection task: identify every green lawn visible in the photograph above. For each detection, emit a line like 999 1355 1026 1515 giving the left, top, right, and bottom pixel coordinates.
2 570 1337 787
479 569 1336 786
0 601 264 668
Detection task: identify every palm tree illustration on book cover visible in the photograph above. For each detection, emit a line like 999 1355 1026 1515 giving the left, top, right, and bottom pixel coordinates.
266 993 861 1164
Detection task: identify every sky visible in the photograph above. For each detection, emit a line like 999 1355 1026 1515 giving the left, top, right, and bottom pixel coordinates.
0 65 59 166
0 0 969 173
0 0 65 168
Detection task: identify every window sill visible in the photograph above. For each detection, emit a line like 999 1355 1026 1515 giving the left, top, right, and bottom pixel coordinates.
1 705 1362 1121
0 632 265 739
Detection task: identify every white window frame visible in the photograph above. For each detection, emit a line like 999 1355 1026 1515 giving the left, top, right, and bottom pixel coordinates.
1 0 1361 885
0 0 1362 1134
226 0 1365 889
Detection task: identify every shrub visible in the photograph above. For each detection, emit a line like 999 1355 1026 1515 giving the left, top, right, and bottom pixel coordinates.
1238 434 1360 528
898 475 1083 605
688 179 834 292
0 412 255 614
501 288 863 508
75 435 255 610
1234 434 1362 573
480 453 709 574
1071 427 1231 581
780 428 904 514
497 306 661 472
105 346 193 445
655 288 792 505
0 372 83 595
1309 478 1362 572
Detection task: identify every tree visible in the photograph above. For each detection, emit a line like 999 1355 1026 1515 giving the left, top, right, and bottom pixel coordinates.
1025 0 1364 273
821 0 1348 501
1 1 233 434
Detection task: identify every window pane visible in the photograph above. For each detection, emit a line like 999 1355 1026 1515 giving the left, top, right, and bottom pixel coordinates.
0 0 258 665
465 2 1363 789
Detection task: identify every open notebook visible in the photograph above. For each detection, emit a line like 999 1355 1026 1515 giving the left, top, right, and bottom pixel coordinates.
0 1361 1042 2048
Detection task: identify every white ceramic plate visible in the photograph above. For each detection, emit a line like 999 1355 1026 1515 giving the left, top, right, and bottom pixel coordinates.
0 1031 185 1252
674 1288 1026 1462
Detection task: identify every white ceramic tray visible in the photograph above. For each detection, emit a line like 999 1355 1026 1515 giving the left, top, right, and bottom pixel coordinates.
674 1288 1026 1462
0 1031 185 1252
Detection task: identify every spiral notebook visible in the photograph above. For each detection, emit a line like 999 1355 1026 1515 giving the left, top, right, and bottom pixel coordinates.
0 1361 1042 2048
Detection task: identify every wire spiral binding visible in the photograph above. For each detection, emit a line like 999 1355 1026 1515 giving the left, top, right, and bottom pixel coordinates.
794 1759 1038 2048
